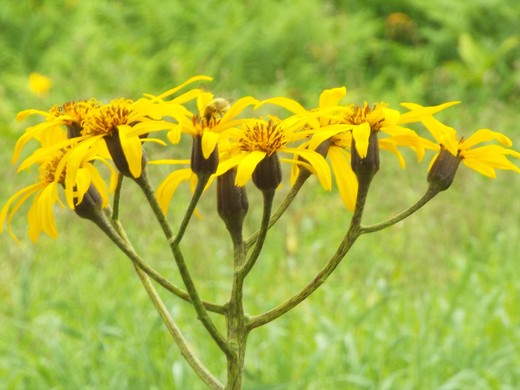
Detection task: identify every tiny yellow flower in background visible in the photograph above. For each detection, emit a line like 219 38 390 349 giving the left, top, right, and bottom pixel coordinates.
28 72 52 97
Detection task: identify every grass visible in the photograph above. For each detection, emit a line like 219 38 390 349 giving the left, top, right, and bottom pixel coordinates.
1 1 520 389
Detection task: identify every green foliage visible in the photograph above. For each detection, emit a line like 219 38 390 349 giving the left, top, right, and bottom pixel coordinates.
1 0 519 389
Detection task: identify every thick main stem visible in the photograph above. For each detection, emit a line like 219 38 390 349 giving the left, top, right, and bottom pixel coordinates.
226 238 249 390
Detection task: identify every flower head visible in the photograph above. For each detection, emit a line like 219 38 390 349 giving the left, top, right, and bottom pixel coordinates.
217 118 331 190
422 116 520 179
1 143 110 242
13 99 100 163
170 92 259 160
81 97 173 178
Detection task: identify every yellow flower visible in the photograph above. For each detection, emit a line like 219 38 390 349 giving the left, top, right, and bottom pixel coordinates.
217 118 331 189
421 116 520 177
28 72 52 96
258 89 358 207
166 92 259 159
14 99 100 163
81 97 174 178
1 140 111 242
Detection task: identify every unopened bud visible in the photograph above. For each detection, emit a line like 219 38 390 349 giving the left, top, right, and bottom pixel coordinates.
104 130 147 178
351 131 380 186
427 147 461 192
252 152 282 191
217 169 249 242
74 185 104 221
191 135 219 176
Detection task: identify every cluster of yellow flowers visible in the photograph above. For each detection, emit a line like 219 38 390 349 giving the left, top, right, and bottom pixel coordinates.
2 75 519 242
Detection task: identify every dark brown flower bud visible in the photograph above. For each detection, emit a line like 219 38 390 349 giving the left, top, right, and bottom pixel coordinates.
252 152 282 191
217 169 249 243
351 131 380 186
104 130 147 178
191 135 219 176
74 185 104 221
427 147 462 192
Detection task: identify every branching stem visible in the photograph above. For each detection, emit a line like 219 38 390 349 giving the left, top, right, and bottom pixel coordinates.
360 187 440 234
135 169 233 357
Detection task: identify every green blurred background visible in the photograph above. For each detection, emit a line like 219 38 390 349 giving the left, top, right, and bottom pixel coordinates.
1 1 519 389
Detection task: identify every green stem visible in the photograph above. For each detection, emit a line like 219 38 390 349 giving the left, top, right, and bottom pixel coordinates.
360 187 440 235
248 176 371 330
133 264 225 390
171 173 210 246
237 189 275 278
246 172 307 250
225 228 249 389
84 208 223 389
95 208 225 313
135 169 233 357
112 173 124 222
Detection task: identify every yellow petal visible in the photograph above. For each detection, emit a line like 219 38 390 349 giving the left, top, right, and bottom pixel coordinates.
201 130 220 159
287 147 332 190
0 182 43 241
462 159 497 178
221 96 258 122
352 123 371 158
126 120 176 137
36 182 60 240
12 121 59 163
156 169 193 214
462 129 512 149
256 97 307 114
318 87 347 108
328 146 357 211
155 75 213 100
378 139 407 168
216 154 244 176
88 164 110 208
119 126 143 178
308 124 349 151
399 101 461 124
16 108 52 122
235 151 266 186
167 125 183 144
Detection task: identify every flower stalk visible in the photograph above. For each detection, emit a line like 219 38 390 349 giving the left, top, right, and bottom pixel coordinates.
4 76 520 390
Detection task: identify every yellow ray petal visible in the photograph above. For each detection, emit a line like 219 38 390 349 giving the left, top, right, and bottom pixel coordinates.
318 87 347 108
352 123 371 158
235 150 266 186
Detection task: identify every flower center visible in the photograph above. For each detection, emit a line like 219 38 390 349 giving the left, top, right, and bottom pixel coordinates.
39 149 68 184
82 98 133 136
239 121 286 156
49 100 100 126
344 103 387 130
